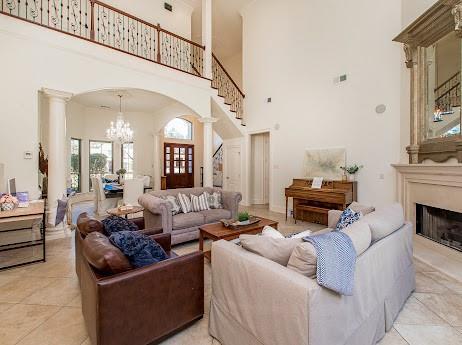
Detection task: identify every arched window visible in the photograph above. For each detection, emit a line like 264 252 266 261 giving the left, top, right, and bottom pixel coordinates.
164 118 193 140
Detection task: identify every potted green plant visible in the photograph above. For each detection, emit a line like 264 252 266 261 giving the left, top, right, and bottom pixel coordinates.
116 168 127 184
238 211 250 223
340 164 363 181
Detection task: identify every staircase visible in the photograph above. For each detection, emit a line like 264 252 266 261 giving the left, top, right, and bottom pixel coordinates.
434 72 461 113
0 0 245 125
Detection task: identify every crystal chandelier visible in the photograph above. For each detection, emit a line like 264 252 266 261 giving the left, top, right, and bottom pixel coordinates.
106 95 133 144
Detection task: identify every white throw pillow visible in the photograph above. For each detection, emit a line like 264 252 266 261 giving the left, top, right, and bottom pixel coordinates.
341 220 371 256
287 242 317 278
362 203 404 242
190 193 209 212
163 195 181 215
240 235 302 266
261 226 285 239
177 193 192 214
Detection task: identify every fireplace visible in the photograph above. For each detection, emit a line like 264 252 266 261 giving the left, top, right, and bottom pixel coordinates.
416 204 462 252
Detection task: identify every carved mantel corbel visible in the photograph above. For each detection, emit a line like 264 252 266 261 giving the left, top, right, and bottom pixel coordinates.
403 44 414 68
452 2 462 37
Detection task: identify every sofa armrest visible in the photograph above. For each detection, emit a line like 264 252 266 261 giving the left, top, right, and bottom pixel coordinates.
328 209 343 229
149 233 171 252
131 217 145 230
220 190 242 220
96 252 204 345
210 240 318 345
138 194 172 233
138 228 163 236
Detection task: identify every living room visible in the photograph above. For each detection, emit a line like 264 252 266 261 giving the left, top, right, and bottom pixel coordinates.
1 0 462 344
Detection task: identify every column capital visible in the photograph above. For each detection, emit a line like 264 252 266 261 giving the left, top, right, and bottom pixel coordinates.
42 88 73 101
199 117 218 124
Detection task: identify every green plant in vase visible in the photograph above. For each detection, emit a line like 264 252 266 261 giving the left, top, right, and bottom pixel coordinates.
340 164 363 181
238 211 250 222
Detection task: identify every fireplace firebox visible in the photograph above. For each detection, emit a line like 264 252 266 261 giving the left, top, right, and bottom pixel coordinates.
416 204 462 252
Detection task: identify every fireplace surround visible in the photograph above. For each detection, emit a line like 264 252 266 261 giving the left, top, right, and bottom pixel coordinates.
416 204 462 252
393 163 462 242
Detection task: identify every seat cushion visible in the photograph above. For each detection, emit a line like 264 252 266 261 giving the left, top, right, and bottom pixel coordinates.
172 212 205 230
199 209 231 223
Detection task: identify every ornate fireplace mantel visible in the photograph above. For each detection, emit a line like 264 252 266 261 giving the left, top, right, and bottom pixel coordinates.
393 163 462 227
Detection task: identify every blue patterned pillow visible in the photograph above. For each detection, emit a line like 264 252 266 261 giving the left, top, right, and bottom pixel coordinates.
335 208 361 231
109 231 168 268
102 216 139 236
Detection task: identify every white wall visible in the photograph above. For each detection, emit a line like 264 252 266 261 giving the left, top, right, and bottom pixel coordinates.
0 16 212 198
222 52 243 90
102 0 193 39
242 0 403 211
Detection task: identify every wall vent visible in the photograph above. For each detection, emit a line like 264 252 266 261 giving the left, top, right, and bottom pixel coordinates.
164 2 173 12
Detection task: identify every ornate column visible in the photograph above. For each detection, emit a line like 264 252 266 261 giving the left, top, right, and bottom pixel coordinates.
42 88 72 228
403 44 422 164
200 117 218 187
153 133 161 190
202 0 212 79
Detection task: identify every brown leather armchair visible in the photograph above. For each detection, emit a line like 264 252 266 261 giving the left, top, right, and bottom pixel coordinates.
75 214 204 345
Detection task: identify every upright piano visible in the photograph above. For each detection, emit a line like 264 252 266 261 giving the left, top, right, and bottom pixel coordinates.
285 179 357 225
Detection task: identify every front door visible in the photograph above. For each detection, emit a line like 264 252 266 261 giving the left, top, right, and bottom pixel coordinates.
164 143 194 189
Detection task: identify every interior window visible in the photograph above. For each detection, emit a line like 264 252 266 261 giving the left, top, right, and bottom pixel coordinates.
164 118 193 140
70 138 81 192
89 140 113 182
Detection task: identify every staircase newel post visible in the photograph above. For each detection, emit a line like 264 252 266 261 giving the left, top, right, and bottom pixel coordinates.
90 0 95 41
157 24 161 63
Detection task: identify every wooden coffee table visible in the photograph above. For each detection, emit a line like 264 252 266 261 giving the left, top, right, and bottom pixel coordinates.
199 217 278 261
107 206 144 219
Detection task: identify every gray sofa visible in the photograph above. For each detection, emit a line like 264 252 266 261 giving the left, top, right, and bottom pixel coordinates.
139 187 242 245
209 204 416 345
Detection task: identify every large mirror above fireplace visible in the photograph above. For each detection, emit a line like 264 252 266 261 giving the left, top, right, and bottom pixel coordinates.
425 31 461 140
394 0 462 163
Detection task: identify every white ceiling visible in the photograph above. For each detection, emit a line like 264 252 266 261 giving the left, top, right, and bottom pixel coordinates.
185 0 253 60
71 89 175 113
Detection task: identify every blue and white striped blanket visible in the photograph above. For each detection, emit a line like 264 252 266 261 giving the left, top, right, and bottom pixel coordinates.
303 231 356 296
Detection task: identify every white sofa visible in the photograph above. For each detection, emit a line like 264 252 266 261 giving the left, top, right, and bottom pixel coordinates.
209 204 415 345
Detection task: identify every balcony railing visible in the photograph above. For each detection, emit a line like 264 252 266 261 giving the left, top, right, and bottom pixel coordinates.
212 53 244 120
0 0 205 77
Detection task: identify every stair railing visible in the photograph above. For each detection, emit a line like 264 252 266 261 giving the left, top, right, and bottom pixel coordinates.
212 53 245 121
434 72 461 112
0 0 205 77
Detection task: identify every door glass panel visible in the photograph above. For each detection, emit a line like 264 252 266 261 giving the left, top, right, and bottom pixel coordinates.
165 153 170 160
166 166 170 174
166 147 170 153
180 161 185 173
188 147 193 154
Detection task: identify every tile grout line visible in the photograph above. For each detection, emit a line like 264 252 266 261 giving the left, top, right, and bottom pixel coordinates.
392 326 411 345
12 305 64 345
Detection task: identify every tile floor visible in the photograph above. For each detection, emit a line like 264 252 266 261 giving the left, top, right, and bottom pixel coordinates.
0 205 461 345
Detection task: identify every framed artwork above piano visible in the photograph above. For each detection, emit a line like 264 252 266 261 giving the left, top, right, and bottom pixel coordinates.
285 178 357 226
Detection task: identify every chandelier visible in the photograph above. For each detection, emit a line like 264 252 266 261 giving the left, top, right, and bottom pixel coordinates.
106 95 133 144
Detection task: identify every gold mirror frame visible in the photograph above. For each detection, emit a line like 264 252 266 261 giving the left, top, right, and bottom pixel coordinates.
394 0 462 163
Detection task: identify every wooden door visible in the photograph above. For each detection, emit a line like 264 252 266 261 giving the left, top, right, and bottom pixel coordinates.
225 145 241 192
164 143 194 189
